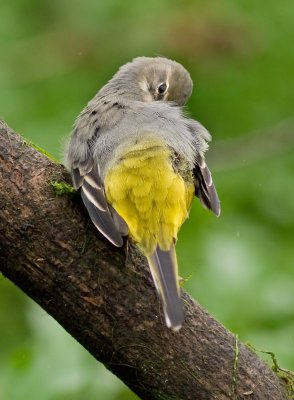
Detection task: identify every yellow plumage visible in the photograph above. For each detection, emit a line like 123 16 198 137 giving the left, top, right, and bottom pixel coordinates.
105 138 194 255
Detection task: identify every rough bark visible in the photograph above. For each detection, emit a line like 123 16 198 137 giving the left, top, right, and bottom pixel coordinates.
0 120 290 400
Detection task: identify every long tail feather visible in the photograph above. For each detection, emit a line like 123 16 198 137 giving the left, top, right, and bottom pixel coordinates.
147 244 184 330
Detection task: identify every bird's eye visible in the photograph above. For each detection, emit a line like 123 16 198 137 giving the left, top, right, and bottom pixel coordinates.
157 82 167 94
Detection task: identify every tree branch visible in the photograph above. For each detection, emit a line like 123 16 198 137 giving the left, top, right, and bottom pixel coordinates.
0 121 290 400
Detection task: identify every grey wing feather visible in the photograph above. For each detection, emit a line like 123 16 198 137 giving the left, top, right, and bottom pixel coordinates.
194 153 220 217
74 167 126 247
72 168 84 188
69 134 127 246
66 112 128 246
108 204 129 237
81 171 107 212
80 189 124 246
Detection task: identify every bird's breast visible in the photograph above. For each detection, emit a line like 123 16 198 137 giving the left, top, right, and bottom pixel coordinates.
104 137 194 254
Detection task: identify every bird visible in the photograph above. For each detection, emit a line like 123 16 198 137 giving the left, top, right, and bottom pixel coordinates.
65 56 220 331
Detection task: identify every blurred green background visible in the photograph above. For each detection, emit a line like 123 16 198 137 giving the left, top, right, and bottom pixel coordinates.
0 0 293 399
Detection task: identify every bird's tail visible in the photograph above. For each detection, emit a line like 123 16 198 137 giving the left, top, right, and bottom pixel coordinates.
147 244 184 331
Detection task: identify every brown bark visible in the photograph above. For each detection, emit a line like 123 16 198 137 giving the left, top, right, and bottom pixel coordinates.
0 120 290 400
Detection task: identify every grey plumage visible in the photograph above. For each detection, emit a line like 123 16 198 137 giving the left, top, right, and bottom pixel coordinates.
148 244 184 330
64 56 220 330
73 164 125 246
194 153 220 217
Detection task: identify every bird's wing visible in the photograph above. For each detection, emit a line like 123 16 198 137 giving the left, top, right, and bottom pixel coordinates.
193 152 220 217
69 127 127 247
186 119 220 216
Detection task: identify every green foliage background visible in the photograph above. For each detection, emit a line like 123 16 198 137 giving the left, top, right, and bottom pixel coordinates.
0 1 293 399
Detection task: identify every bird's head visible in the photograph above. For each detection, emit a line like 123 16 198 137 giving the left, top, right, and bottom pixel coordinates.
113 56 193 106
